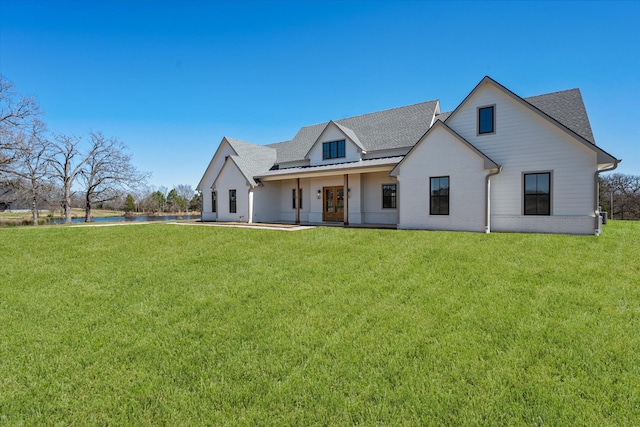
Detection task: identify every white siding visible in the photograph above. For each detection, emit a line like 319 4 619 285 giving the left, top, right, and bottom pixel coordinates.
199 142 236 217
447 84 597 216
361 172 398 225
252 185 280 223
307 125 362 166
201 190 217 221
277 160 310 168
347 174 363 224
275 179 311 223
363 147 411 160
397 125 488 232
492 215 597 235
252 173 394 225
214 161 250 222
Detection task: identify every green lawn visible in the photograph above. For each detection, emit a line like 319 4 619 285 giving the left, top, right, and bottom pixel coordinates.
1 222 638 425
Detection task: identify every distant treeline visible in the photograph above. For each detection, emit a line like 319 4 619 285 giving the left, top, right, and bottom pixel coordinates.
600 173 640 220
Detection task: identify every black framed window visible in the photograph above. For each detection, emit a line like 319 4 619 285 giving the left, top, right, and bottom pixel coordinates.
322 140 346 160
478 106 495 134
382 184 397 209
229 189 236 213
430 176 449 215
292 188 302 209
212 191 217 213
524 172 550 215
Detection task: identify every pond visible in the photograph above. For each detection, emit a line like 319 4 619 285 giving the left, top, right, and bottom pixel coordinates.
50 214 201 224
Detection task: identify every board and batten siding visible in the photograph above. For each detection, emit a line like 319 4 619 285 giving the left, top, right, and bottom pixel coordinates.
307 125 362 166
445 83 598 234
200 142 237 221
397 125 488 232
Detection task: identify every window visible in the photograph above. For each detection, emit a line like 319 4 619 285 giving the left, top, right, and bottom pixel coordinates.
229 189 236 213
322 140 346 160
430 176 449 215
382 184 397 209
292 188 302 209
212 191 217 213
478 105 495 134
524 172 551 215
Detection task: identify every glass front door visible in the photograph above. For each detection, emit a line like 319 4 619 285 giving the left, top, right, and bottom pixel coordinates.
323 186 344 222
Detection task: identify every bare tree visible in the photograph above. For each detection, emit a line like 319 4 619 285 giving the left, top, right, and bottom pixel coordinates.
174 184 194 214
2 119 52 225
49 133 86 223
0 75 41 170
137 187 166 213
80 131 148 222
600 173 640 220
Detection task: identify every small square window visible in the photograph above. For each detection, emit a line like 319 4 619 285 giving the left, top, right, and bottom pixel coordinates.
478 106 495 134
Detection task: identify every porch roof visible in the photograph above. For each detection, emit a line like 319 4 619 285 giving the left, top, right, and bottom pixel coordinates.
255 156 404 181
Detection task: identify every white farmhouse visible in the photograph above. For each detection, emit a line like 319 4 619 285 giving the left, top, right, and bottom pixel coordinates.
197 76 619 234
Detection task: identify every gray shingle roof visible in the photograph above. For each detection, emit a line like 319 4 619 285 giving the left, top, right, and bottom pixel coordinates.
223 83 598 181
524 89 595 144
225 137 277 186
266 100 439 164
434 111 452 122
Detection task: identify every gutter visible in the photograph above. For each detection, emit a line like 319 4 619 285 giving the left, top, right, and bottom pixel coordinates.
485 166 503 233
594 159 620 234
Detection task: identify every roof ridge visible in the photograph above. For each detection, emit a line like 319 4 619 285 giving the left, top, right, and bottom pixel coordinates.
525 87 580 99
266 139 292 146
297 99 439 129
225 136 257 146
335 99 439 123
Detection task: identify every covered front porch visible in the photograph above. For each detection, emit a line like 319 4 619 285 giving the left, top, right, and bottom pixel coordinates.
254 157 401 226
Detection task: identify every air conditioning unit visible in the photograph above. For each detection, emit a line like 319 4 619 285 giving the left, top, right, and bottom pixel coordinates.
600 211 608 225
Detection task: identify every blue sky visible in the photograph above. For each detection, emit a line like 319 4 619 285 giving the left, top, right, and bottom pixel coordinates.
1 0 638 190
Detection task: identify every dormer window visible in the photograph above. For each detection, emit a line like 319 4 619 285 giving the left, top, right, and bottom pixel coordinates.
478 105 495 135
323 140 345 160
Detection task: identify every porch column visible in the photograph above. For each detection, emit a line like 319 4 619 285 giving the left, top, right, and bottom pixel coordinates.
296 177 300 224
344 173 349 226
248 188 254 224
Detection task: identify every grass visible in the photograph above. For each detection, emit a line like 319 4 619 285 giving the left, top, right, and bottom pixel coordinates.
0 222 638 425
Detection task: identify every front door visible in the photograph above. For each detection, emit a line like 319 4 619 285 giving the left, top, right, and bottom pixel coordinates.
323 186 344 222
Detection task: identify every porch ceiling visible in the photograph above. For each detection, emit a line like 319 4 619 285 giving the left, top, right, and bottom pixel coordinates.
256 156 403 181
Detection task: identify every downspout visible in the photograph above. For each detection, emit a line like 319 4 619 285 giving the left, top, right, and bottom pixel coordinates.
485 166 503 234
344 174 349 226
594 160 620 235
296 177 300 224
